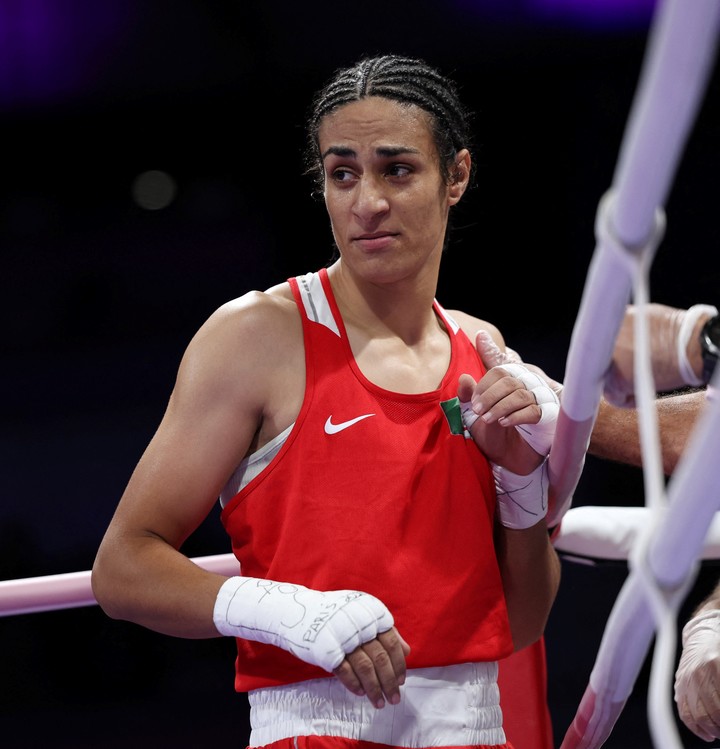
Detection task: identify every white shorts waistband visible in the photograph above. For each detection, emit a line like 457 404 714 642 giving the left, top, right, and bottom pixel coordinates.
248 662 505 747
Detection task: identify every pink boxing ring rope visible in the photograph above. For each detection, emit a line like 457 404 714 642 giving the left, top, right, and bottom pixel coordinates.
0 553 239 618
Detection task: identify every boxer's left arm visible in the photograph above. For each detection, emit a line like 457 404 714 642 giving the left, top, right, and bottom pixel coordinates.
459 329 559 529
451 320 561 649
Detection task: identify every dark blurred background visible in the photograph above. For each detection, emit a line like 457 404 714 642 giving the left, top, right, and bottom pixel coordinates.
2 0 720 746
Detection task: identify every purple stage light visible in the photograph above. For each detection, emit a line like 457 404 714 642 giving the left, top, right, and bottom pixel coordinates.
0 0 134 110
453 0 655 30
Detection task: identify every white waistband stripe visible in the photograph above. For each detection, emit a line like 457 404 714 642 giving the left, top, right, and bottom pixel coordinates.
248 662 506 747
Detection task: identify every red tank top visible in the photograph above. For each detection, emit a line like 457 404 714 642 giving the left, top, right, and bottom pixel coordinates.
220 269 513 691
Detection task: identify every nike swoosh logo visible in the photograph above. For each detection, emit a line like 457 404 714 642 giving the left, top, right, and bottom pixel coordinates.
324 414 375 434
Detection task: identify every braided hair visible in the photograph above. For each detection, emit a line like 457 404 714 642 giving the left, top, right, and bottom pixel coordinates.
304 54 476 199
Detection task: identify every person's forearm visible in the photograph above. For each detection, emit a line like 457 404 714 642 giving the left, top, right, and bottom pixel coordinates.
589 391 705 476
92 534 227 639
496 521 561 651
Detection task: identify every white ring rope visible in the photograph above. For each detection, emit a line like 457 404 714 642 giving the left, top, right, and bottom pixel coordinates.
628 267 687 749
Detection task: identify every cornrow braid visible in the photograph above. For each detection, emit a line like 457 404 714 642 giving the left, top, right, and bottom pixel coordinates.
303 54 476 198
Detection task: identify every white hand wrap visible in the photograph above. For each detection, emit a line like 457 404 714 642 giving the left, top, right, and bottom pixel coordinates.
493 459 549 529
496 363 560 456
460 364 560 458
213 576 394 673
674 609 720 740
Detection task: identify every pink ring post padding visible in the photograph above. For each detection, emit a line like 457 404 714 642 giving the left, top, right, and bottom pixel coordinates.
0 553 239 618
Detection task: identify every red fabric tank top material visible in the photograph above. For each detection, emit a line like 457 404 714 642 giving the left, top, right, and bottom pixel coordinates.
221 269 513 691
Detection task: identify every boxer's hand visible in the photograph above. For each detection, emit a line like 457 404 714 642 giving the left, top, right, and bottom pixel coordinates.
214 576 410 708
461 331 559 460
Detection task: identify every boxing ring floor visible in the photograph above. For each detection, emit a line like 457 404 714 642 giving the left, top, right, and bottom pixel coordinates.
4 0 720 746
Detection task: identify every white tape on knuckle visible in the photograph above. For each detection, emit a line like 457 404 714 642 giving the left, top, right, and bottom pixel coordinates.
464 363 559 453
346 598 379 643
334 592 371 631
513 399 558 455
493 459 549 529
538 401 559 423
333 607 364 659
364 594 395 634
532 384 556 406
324 601 388 669
497 363 528 380
519 373 543 391
499 364 558 406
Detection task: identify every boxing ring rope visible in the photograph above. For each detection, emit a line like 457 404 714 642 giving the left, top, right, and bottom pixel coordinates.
547 0 720 747
1 2 720 748
0 553 239 618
